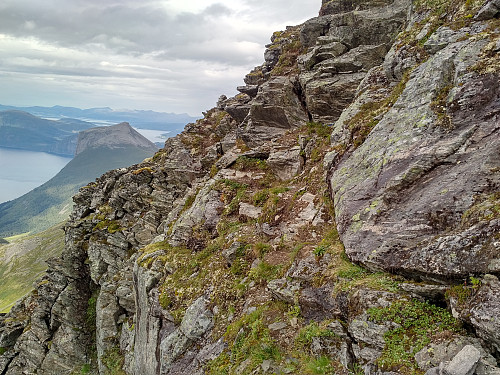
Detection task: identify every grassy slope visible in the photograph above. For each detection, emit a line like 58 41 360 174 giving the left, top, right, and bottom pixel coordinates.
0 222 65 312
0 146 156 237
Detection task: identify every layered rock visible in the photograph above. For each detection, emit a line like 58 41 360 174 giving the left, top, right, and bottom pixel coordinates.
1 0 500 374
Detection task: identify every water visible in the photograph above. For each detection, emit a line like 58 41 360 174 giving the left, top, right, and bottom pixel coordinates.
134 128 170 144
0 148 72 204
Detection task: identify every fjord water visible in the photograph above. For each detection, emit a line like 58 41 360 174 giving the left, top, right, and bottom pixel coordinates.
0 147 71 203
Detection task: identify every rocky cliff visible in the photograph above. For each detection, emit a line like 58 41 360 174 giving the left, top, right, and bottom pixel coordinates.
1 0 499 374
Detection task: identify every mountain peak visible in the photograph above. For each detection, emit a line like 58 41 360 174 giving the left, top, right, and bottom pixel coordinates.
75 122 158 155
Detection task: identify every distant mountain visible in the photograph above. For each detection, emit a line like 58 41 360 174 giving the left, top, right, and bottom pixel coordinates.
0 104 197 132
76 121 157 155
0 110 95 156
0 122 158 237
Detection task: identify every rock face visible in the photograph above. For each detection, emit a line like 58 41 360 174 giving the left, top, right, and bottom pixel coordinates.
1 0 500 374
328 11 500 281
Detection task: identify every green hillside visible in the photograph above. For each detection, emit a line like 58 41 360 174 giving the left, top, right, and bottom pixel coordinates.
0 223 65 312
0 110 94 155
0 146 155 237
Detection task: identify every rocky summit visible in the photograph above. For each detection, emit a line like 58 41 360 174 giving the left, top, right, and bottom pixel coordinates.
1 0 499 374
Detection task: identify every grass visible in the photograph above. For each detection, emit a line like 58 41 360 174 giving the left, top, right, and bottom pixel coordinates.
296 321 337 349
0 222 65 312
101 346 126 375
367 299 463 374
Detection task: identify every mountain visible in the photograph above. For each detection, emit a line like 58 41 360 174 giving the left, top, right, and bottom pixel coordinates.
0 110 95 156
75 121 159 155
0 104 197 132
1 0 499 374
0 122 157 237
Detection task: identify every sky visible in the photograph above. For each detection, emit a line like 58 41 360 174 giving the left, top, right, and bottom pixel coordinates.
0 0 320 116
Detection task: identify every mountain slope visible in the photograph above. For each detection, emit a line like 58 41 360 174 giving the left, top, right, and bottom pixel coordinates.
0 123 158 237
0 110 95 155
0 223 66 313
0 1 499 374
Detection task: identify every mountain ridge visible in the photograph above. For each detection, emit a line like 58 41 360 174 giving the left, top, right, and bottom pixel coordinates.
0 0 499 374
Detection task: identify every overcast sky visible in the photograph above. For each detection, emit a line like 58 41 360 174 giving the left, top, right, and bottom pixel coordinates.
0 1 320 116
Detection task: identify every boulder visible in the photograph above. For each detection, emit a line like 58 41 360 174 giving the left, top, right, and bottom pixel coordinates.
238 77 308 147
442 345 481 375
328 34 500 280
267 146 304 181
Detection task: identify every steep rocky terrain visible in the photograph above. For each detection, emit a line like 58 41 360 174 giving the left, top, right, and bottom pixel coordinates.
1 0 499 374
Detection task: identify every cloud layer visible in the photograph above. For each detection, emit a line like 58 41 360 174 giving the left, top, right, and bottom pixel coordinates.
0 0 320 115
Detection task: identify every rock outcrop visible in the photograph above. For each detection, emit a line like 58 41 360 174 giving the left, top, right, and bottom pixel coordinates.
1 0 499 374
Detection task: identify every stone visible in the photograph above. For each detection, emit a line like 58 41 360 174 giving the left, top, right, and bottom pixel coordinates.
239 202 262 219
423 27 467 55
238 77 309 147
268 322 287 331
267 278 301 304
180 296 214 340
475 0 500 20
267 146 304 180
415 336 497 371
458 275 500 354
443 345 481 375
222 241 243 265
328 35 500 280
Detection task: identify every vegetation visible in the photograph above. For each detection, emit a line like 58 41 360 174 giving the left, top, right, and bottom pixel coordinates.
0 223 65 312
368 299 463 374
101 346 126 375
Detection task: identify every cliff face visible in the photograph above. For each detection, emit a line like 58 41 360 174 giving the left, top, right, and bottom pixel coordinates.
1 1 499 374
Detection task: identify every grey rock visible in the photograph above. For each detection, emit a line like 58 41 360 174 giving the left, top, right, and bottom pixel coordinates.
239 202 262 219
328 36 499 280
267 146 304 180
443 345 481 375
179 296 213 340
222 241 243 265
424 27 467 55
268 322 287 331
237 85 259 97
425 368 440 375
348 313 389 350
475 0 500 20
238 77 309 148
268 278 301 304
415 336 496 371
457 275 500 354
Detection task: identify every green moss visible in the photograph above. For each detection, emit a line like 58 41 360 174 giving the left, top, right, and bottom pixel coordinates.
347 69 412 149
307 122 332 140
249 261 283 284
252 190 270 207
296 321 337 348
101 346 126 375
234 156 268 171
131 166 153 175
0 347 7 355
430 84 453 129
253 243 270 258
367 299 463 374
306 356 336 375
209 307 281 374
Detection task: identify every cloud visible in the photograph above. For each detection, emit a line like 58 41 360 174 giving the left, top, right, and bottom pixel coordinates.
0 0 320 115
